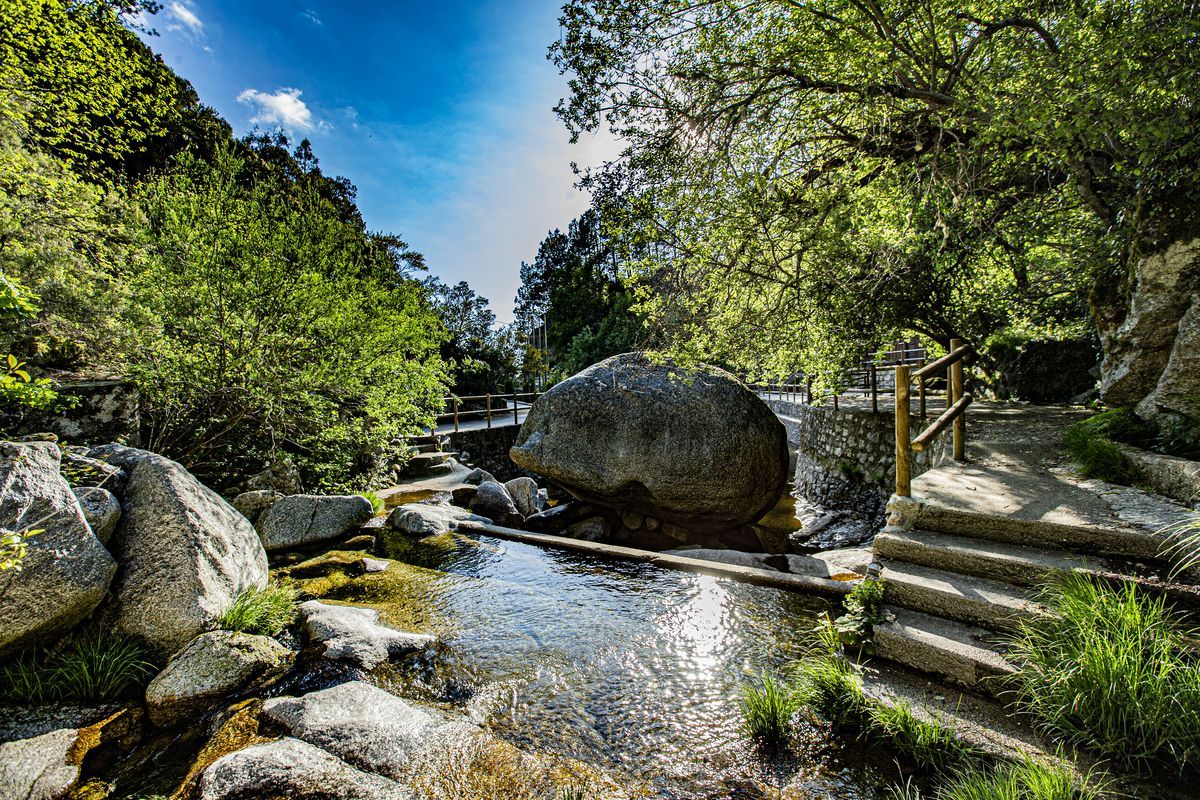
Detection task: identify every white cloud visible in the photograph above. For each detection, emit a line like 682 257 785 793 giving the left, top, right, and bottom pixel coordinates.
167 1 203 33
302 9 323 26
237 87 314 130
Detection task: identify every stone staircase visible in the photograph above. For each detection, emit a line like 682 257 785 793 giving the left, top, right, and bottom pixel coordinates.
399 433 459 480
870 460 1198 699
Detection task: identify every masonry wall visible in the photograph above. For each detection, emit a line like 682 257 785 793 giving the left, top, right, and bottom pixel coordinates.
764 398 949 524
446 425 532 482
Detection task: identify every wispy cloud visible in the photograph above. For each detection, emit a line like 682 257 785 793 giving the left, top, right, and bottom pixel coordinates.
167 1 203 33
302 9 323 26
237 87 315 130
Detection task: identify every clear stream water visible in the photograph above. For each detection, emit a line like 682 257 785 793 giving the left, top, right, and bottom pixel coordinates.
305 525 897 799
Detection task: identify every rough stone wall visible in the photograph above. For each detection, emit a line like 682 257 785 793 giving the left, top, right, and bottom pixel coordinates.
4 380 141 445
447 426 533 482
765 399 949 525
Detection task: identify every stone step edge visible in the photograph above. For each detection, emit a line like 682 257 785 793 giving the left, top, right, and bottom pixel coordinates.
879 561 1046 633
875 528 1200 608
888 494 1166 562
873 607 1015 699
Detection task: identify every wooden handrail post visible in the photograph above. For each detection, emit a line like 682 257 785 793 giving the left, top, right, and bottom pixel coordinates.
833 393 839 411
895 365 912 497
950 338 965 460
806 377 813 405
452 397 459 433
870 365 878 414
918 358 927 419
486 394 492 429
513 392 519 425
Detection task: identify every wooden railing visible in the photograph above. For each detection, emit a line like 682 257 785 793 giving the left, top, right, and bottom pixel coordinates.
894 339 973 497
754 346 931 413
428 391 543 435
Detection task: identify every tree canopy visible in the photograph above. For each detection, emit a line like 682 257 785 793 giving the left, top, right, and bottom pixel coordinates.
551 0 1200 380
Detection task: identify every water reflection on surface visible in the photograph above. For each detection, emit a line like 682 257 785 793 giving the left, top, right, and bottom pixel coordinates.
319 531 893 798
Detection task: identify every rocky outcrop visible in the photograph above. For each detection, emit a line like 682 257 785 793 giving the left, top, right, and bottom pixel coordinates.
231 490 283 524
261 681 478 781
511 353 788 536
384 503 489 537
72 486 121 544
145 631 293 727
1098 237 1200 424
89 445 268 658
299 600 435 670
255 494 374 552
197 737 411 800
0 441 116 656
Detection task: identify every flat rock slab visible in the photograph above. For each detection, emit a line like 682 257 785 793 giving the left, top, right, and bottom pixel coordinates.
384 502 489 537
197 737 412 800
299 600 434 670
256 494 374 552
262 680 478 781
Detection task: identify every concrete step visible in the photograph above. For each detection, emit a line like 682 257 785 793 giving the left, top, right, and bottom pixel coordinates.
880 561 1046 633
892 494 1166 562
875 528 1200 608
873 607 1014 697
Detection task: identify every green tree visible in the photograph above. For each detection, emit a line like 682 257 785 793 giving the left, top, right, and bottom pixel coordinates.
129 145 446 490
551 0 1200 380
426 278 521 394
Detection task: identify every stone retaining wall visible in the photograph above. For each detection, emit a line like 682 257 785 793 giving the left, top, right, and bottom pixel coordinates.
446 425 532 482
3 379 141 445
764 398 950 525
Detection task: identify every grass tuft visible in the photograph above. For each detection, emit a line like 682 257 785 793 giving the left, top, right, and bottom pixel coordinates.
1161 511 1200 577
869 700 972 774
936 758 1101 800
739 671 801 745
1 632 153 702
217 583 298 636
1062 424 1137 483
1007 574 1200 776
361 490 385 514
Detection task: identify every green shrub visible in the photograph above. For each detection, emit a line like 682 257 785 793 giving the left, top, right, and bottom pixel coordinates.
1073 408 1156 447
833 578 887 649
1061 424 1137 483
739 671 801 746
1007 574 1200 775
361 490 385 514
217 583 299 637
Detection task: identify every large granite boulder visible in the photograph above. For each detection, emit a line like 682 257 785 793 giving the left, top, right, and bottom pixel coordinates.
145 631 293 727
197 737 411 800
0 441 116 657
261 681 478 781
88 445 268 658
1098 236 1200 424
510 353 788 534
255 494 374 552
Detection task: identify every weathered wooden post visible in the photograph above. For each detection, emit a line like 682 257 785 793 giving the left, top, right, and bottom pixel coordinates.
806 377 813 404
951 338 965 461
452 397 459 433
918 359 927 419
870 365 878 414
486 394 492 429
513 392 519 425
895 365 912 497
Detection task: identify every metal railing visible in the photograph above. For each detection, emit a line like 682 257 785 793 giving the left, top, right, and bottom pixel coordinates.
754 346 933 414
894 339 973 497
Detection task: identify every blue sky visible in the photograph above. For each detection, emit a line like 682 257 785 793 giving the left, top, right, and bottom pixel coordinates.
137 1 618 323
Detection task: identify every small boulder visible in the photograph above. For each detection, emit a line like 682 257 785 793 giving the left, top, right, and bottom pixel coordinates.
88 445 268 659
299 600 434 670
255 494 374 552
523 502 585 534
0 441 116 657
504 477 541 517
231 489 284 524
197 737 410 800
72 486 121 544
145 630 293 727
384 503 489 537
240 456 303 495
469 481 521 526
0 706 141 800
60 450 127 496
450 485 476 508
261 681 477 781
566 516 610 542
463 467 495 485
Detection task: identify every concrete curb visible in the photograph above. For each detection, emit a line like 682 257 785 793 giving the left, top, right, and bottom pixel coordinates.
454 520 854 597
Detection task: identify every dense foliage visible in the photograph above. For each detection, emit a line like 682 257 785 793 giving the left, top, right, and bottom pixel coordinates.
551 0 1200 381
515 210 645 377
0 0 449 490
